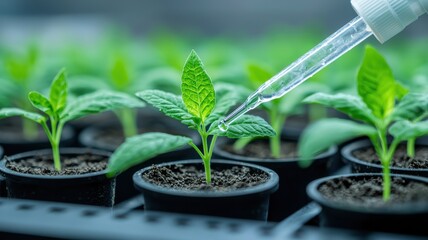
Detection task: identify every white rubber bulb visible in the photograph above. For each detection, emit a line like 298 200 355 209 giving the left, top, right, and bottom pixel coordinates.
352 0 428 43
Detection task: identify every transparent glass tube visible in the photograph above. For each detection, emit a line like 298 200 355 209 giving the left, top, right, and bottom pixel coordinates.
219 16 373 131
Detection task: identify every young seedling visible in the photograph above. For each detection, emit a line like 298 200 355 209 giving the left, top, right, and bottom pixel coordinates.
107 50 275 184
298 45 428 201
232 63 328 158
0 68 145 171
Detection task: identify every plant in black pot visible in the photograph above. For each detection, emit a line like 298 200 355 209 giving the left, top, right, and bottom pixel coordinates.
107 50 279 220
214 63 337 221
0 68 145 206
72 52 201 203
299 45 428 235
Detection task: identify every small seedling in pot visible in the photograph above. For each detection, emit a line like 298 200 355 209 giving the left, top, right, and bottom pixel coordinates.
232 63 328 158
0 68 145 171
298 45 428 201
107 50 275 184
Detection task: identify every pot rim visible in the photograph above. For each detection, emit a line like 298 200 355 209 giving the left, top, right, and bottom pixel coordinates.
214 137 337 163
0 148 111 181
133 159 279 198
307 173 428 214
342 139 428 172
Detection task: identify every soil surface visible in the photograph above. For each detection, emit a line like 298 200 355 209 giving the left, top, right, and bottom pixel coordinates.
222 139 298 159
353 145 428 169
319 176 428 208
142 164 269 191
5 154 108 175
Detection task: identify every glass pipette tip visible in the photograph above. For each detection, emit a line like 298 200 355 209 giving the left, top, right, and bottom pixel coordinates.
219 16 373 131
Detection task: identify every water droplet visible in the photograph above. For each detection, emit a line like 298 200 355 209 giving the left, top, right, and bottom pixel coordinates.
218 121 228 132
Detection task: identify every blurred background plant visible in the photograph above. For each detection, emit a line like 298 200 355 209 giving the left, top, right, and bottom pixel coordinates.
0 0 426 141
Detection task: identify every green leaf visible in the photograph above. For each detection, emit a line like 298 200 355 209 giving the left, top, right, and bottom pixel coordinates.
209 115 276 138
0 108 46 124
298 118 376 167
62 91 145 122
357 46 395 119
28 91 54 114
389 120 428 142
246 63 272 89
304 93 376 125
49 68 67 113
279 82 329 116
136 90 196 128
181 50 215 123
392 93 428 121
111 55 130 91
107 133 192 177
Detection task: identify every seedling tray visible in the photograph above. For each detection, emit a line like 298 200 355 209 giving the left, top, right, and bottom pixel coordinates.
0 197 423 240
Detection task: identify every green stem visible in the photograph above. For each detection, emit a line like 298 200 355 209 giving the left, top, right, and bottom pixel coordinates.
207 135 218 161
202 158 211 185
117 108 138 138
49 115 64 172
200 125 211 184
382 162 391 201
407 138 415 158
41 121 61 171
377 125 399 202
381 138 400 201
51 142 61 171
269 108 284 159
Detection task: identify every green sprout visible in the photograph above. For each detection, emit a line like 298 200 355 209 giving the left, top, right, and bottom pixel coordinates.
107 50 275 184
298 45 428 201
0 68 145 171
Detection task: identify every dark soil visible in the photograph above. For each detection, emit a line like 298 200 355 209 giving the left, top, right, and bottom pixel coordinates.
319 176 428 208
142 164 269 191
353 145 428 169
5 154 108 175
222 139 298 159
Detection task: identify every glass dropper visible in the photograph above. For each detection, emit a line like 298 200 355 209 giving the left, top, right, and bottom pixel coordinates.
218 16 373 132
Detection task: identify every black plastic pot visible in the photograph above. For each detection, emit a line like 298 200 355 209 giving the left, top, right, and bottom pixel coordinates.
0 148 115 207
214 137 337 222
307 173 428 235
0 123 76 156
342 139 428 178
79 116 201 204
133 159 279 221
